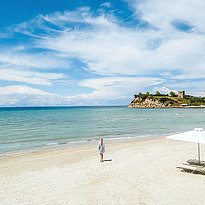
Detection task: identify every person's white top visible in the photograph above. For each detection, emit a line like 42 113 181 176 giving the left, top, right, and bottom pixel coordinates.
98 143 105 153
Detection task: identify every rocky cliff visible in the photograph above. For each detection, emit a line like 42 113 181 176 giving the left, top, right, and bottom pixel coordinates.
128 97 166 108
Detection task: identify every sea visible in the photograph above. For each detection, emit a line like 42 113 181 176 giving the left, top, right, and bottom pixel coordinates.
0 106 205 154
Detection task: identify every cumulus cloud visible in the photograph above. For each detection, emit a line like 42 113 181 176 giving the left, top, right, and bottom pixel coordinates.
0 86 58 106
152 86 176 94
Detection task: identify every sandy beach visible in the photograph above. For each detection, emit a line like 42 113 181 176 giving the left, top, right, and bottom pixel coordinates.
1 137 205 205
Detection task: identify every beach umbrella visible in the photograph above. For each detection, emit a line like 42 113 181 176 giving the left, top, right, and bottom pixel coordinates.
165 128 205 162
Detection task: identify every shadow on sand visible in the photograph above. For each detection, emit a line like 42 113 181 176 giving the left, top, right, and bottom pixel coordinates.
102 159 112 162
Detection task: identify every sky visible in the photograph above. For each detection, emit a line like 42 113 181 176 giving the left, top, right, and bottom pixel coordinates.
0 0 205 106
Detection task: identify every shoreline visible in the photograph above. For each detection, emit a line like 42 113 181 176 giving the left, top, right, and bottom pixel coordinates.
0 135 162 158
0 134 164 157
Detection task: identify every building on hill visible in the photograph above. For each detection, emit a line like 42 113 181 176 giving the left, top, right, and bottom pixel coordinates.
178 91 185 98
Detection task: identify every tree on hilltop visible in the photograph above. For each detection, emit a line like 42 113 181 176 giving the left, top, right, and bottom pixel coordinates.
170 91 177 97
145 92 150 97
155 91 161 96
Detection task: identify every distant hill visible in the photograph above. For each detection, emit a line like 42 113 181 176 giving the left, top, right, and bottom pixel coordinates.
128 91 205 108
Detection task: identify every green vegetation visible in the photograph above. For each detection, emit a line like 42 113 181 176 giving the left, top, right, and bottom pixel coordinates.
169 91 177 97
189 96 205 106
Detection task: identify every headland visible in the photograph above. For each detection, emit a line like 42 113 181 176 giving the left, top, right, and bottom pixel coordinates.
128 90 205 108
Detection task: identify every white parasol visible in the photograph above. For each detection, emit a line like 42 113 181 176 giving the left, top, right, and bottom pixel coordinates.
165 128 205 162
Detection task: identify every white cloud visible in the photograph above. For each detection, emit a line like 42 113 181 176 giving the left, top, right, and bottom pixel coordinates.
0 77 163 106
0 85 55 96
74 77 164 104
152 86 176 94
0 69 65 85
135 0 205 32
100 2 112 8
0 85 59 106
28 5 205 80
37 15 159 75
0 52 68 69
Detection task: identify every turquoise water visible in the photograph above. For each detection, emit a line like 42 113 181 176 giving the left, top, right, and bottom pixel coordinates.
0 106 205 154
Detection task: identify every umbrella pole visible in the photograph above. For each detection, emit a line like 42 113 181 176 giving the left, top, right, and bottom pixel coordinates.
197 143 201 163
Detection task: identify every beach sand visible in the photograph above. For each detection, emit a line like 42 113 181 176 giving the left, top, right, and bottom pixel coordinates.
1 137 205 205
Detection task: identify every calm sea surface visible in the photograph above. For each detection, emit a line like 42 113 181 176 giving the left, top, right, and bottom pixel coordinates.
0 106 205 154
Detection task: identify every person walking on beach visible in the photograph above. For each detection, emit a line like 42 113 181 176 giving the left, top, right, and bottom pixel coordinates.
98 138 105 162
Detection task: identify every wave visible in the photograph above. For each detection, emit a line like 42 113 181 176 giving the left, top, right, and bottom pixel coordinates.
45 134 161 147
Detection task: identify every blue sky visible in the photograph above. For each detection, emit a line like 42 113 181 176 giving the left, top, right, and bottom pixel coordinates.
0 0 205 106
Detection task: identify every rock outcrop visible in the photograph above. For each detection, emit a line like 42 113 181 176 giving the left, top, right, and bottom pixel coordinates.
128 98 165 108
